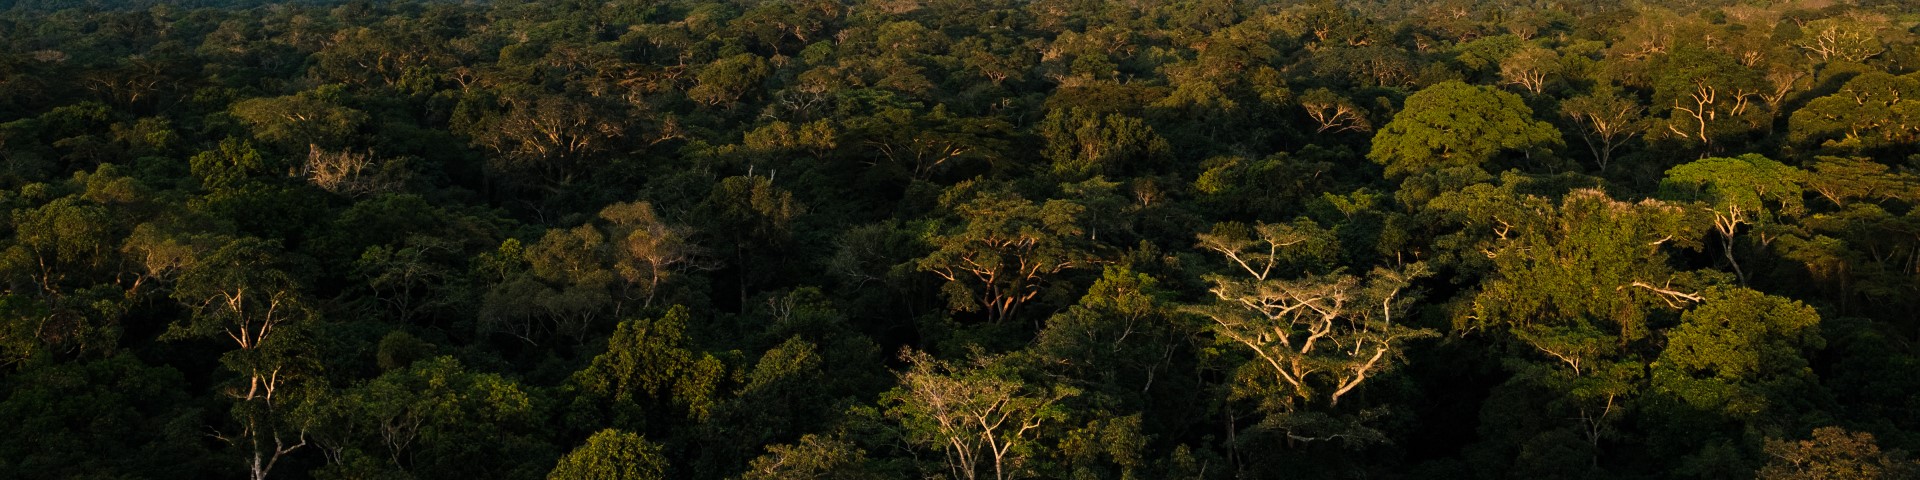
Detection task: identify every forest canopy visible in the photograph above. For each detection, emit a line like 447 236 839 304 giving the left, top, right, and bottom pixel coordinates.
3 0 1920 478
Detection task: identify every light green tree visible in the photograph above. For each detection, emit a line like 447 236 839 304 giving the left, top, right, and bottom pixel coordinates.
884 350 1075 480
1369 81 1561 205
229 86 368 150
1663 154 1805 284
1437 186 1704 449
1369 81 1562 179
1788 72 1920 153
309 356 544 479
1189 220 1435 411
1499 45 1560 94
548 429 667 480
1559 87 1649 171
1653 287 1823 419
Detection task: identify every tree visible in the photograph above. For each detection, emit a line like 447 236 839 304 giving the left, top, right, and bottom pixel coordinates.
1455 33 1526 71
1652 287 1822 419
549 429 667 480
1192 149 1346 219
80 55 180 108
688 53 771 107
0 354 210 479
1663 154 1805 284
843 104 1012 181
1029 267 1188 397
1435 185 1703 449
1368 81 1561 180
598 200 704 309
467 93 624 187
1759 58 1813 110
1793 16 1889 64
1298 88 1371 134
1038 107 1171 180
0 172 144 361
918 183 1095 324
1453 191 1700 345
692 336 842 473
1650 47 1766 152
352 236 459 325
157 236 315 480
884 350 1076 480
742 435 875 480
1499 46 1560 94
698 175 802 306
1304 46 1419 89
189 137 268 191
296 144 406 197
229 86 369 150
1559 87 1648 171
1759 427 1914 480
309 356 546 479
570 306 725 427
1802 156 1920 207
479 231 615 344
1189 220 1436 411
477 201 703 342
1787 72 1920 153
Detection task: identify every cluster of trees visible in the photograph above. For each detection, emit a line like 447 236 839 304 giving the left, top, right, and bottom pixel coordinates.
4 0 1920 478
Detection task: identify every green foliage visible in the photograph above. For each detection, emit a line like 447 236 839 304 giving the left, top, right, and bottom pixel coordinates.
1663 153 1806 282
0 294 51 367
1369 81 1561 178
1759 427 1916 480
1788 72 1920 154
1452 34 1523 74
549 429 667 480
4 2 1920 479
918 182 1095 323
1802 156 1920 206
1191 218 1436 415
1663 154 1806 219
1648 47 1769 151
742 434 876 480
1027 266 1193 411
188 137 267 190
1653 287 1823 419
841 104 1011 181
689 53 772 107
0 354 209 479
310 356 550 480
1448 188 1700 365
1039 107 1171 179
883 349 1077 480
1558 86 1649 170
571 306 725 426
229 86 369 149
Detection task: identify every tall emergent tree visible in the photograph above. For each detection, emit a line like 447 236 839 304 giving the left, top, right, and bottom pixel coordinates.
884 350 1076 480
1190 219 1436 411
919 182 1095 324
1662 154 1805 284
154 236 315 480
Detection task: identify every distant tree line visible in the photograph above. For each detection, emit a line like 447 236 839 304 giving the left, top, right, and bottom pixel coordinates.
2 0 1919 478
